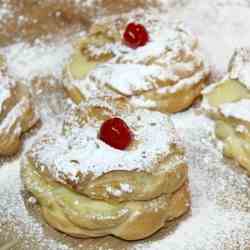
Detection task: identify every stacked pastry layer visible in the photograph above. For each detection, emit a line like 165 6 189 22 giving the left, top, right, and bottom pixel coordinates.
22 100 190 240
0 54 39 156
64 10 209 113
202 47 250 174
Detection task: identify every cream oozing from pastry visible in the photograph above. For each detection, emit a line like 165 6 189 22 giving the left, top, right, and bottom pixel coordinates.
202 47 250 173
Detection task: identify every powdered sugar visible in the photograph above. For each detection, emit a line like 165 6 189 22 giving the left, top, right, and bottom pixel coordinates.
0 100 24 136
0 75 12 114
132 110 250 250
84 64 163 96
130 96 157 108
229 47 250 89
0 75 22 135
0 4 13 20
0 1 14 27
219 99 250 122
2 110 250 250
120 183 133 193
1 0 250 249
135 206 250 250
1 40 73 82
202 47 250 121
68 11 209 104
0 160 74 250
106 183 133 197
29 105 181 183
236 124 248 133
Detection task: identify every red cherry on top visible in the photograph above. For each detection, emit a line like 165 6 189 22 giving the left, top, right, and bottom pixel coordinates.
99 117 133 150
123 22 149 49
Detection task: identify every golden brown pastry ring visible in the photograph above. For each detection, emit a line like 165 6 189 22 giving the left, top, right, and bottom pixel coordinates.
22 160 190 241
22 99 190 240
64 12 209 113
0 55 39 156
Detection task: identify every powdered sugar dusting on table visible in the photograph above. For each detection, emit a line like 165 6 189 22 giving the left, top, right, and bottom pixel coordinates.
133 110 250 250
1 40 73 83
0 160 74 250
1 0 250 250
229 47 250 89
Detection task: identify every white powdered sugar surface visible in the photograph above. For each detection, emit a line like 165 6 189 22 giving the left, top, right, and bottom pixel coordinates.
0 161 74 250
30 107 180 182
88 64 163 96
0 74 12 114
70 11 209 103
219 99 250 122
1 40 73 82
0 4 12 20
229 47 250 89
0 1 14 25
133 110 250 250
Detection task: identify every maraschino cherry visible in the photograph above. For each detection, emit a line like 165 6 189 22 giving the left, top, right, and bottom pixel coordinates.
99 117 133 150
123 22 149 49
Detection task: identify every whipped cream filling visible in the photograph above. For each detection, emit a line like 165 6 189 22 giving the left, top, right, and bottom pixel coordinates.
202 47 250 121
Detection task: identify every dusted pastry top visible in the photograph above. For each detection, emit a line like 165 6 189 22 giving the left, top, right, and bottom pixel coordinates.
26 99 185 196
65 10 209 111
202 47 250 123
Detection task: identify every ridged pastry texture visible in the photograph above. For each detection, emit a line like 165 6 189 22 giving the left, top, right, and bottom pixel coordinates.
26 99 188 202
0 56 39 156
22 99 190 240
22 161 190 241
202 47 250 174
64 10 209 113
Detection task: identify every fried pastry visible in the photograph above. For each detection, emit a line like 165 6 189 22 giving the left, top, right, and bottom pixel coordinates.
22 99 190 240
202 47 250 174
0 55 39 156
64 11 209 113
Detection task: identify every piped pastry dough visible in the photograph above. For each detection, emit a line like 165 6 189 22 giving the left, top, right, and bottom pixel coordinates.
202 47 250 174
64 11 209 113
0 55 39 156
22 99 190 240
